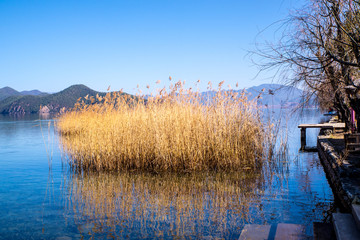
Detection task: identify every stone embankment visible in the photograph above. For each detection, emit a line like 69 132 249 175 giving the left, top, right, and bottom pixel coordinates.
317 124 360 239
317 133 360 210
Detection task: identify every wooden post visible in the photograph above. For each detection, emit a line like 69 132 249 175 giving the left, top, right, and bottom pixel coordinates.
301 127 306 150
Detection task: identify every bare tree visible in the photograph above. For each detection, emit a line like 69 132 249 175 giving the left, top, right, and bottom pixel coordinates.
255 0 360 130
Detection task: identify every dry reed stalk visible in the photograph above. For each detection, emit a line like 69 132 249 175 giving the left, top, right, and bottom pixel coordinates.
57 80 272 172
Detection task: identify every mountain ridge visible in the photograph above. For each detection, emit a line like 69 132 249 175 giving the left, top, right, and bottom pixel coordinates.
246 83 307 107
0 84 107 114
0 86 48 101
199 83 311 108
0 83 314 114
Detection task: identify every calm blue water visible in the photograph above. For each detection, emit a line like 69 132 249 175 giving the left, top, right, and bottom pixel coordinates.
0 110 334 239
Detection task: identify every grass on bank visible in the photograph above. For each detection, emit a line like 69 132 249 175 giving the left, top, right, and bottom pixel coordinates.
57 80 276 172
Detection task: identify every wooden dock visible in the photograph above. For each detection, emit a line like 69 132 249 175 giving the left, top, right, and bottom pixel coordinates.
298 123 346 150
238 223 306 239
237 206 360 239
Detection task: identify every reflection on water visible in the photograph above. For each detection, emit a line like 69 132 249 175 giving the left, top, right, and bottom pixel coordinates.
63 171 265 239
0 110 335 239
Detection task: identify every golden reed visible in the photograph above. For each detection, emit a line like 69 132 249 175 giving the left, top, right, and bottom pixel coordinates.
57 80 274 172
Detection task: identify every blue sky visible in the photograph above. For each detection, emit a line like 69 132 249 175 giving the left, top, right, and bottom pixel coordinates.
0 0 304 94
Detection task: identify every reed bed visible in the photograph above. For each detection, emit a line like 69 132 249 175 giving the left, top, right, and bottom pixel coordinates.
57 80 273 172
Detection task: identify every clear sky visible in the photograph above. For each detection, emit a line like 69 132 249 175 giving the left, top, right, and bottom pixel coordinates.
0 0 304 94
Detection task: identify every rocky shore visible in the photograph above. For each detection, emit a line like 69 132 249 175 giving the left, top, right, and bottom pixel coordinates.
317 130 360 211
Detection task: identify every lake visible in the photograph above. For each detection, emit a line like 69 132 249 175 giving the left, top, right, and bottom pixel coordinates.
0 109 334 239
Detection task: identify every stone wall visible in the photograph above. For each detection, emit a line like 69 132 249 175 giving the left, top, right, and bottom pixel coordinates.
317 136 353 211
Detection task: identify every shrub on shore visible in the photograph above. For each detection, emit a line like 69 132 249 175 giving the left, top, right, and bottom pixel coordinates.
57 80 273 172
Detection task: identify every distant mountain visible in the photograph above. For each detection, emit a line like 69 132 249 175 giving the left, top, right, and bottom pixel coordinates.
0 87 48 101
0 84 107 114
199 83 312 108
20 90 47 96
0 87 21 101
246 84 306 107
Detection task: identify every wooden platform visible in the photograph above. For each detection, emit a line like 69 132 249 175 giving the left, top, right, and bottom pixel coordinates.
298 123 346 150
238 223 306 239
239 224 271 240
274 223 305 239
298 123 345 129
